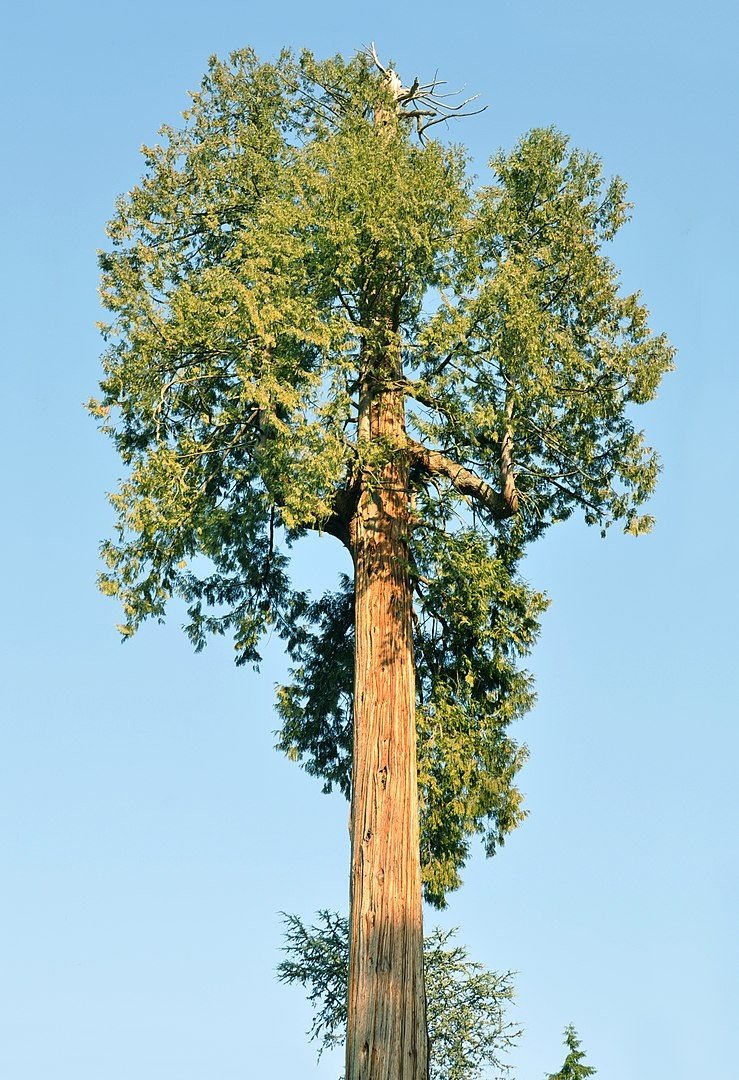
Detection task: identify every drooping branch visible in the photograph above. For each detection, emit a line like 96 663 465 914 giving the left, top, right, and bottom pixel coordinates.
406 439 517 520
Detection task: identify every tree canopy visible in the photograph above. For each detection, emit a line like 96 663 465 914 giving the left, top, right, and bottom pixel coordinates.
91 46 673 906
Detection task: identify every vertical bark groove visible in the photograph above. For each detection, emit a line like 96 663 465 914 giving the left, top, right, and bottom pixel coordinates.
345 340 428 1080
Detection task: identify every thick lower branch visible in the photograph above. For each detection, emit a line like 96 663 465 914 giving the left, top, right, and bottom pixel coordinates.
406 439 517 520
302 481 359 551
309 508 352 548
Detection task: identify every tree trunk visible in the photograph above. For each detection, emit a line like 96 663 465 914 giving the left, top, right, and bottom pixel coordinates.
345 347 429 1080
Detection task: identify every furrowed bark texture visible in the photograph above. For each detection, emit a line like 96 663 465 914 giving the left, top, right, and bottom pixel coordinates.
346 342 429 1080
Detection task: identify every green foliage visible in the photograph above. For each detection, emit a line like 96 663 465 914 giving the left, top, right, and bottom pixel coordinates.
278 911 519 1080
412 528 546 904
415 126 672 541
276 580 355 794
278 910 348 1056
93 46 673 903
546 1026 597 1079
277 536 547 907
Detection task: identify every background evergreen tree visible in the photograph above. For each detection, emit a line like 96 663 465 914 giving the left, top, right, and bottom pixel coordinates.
279 913 599 1080
91 45 672 1080
278 912 520 1080
546 1026 597 1080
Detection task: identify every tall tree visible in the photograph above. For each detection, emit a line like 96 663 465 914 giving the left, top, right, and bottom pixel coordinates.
91 46 672 1080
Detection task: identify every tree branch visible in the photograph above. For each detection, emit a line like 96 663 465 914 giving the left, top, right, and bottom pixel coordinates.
405 439 516 520
301 480 359 551
500 395 519 513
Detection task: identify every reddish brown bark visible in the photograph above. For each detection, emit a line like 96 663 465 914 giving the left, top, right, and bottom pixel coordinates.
345 342 428 1080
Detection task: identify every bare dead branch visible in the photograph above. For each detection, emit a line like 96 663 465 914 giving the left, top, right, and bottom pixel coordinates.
362 45 488 141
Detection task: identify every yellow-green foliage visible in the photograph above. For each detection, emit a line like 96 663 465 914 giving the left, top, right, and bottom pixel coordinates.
93 48 673 903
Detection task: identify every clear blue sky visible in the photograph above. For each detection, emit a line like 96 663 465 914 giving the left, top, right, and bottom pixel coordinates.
1 2 737 1077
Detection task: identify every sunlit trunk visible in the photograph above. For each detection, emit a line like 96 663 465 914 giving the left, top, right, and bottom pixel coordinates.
345 342 428 1080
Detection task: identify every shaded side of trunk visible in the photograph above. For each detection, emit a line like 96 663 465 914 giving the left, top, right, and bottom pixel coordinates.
345 346 428 1080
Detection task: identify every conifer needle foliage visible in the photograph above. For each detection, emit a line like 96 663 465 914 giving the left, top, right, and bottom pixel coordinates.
278 914 599 1080
278 912 520 1080
91 47 673 905
546 1026 597 1079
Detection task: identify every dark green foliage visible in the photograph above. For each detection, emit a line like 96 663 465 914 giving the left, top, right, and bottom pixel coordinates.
278 911 519 1080
278 910 349 1055
277 580 355 796
411 527 545 904
546 1026 597 1079
277 534 546 907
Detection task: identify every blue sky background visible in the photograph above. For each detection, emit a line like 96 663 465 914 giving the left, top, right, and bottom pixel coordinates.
1 2 737 1077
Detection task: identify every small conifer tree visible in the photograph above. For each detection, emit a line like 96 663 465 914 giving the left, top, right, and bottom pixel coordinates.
546 1026 597 1079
